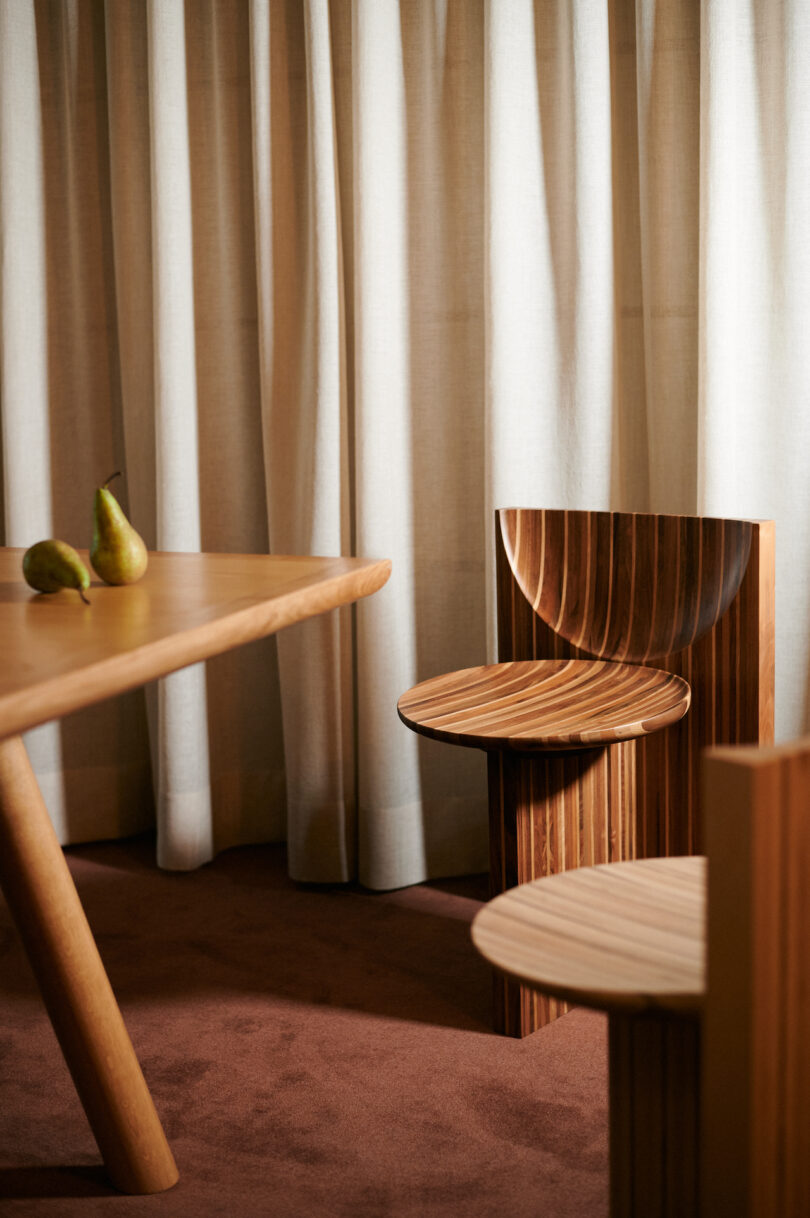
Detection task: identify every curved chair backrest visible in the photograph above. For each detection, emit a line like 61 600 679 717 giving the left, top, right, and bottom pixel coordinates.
496 508 775 855
499 509 753 662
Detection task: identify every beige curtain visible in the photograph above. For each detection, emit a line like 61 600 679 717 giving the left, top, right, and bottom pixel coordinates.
1 0 808 889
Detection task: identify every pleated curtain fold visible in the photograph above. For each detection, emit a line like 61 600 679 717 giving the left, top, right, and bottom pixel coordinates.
1 0 808 888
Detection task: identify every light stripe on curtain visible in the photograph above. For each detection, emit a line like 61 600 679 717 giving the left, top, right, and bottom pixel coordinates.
1 0 808 889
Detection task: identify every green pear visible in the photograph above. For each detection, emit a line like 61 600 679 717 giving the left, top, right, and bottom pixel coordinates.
90 472 148 586
23 540 91 604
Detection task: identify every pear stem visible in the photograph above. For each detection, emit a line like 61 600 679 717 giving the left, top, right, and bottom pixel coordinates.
79 590 91 606
103 471 122 489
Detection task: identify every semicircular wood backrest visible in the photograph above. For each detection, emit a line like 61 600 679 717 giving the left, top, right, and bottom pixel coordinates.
499 509 754 662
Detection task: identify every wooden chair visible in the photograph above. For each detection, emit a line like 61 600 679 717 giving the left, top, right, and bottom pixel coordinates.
399 510 774 1036
471 736 810 1218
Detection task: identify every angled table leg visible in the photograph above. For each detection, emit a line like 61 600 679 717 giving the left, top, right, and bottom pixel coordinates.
0 735 178 1194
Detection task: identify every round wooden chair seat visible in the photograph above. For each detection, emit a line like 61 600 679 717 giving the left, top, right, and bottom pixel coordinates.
471 856 706 1015
397 659 691 752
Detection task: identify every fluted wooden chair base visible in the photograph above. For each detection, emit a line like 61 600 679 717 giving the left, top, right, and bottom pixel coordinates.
609 1012 701 1216
472 856 705 1214
399 660 691 1036
488 743 638 1034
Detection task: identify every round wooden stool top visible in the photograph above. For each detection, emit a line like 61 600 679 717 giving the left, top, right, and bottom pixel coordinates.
471 856 706 1016
397 659 691 752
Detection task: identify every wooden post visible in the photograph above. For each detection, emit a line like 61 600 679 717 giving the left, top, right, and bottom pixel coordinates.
703 742 810 1217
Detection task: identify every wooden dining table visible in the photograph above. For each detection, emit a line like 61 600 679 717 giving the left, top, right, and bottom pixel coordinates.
0 547 391 1194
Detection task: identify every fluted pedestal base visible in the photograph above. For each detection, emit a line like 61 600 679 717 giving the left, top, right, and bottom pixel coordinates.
488 742 636 1037
609 1012 701 1217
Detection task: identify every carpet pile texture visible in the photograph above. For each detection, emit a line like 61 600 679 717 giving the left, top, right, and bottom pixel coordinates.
0 837 608 1216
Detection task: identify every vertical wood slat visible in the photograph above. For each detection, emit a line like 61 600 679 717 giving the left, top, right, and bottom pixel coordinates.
487 742 635 1037
703 741 810 1217
609 1012 702 1218
496 512 775 857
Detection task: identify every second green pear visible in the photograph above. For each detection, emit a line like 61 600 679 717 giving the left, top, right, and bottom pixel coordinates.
23 539 91 603
90 472 148 585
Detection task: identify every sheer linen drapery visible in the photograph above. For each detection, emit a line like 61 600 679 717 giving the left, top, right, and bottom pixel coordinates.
1 0 808 888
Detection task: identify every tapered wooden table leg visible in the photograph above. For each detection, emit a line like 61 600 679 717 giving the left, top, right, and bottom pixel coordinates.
0 735 178 1194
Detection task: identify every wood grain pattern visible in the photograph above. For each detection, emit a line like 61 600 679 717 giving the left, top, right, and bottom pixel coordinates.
486 743 637 1033
472 856 706 1215
472 856 705 1212
399 508 770 1036
472 736 810 1215
397 659 690 751
471 856 705 1014
496 510 775 857
703 738 810 1218
500 509 753 662
0 549 391 740
398 656 690 1038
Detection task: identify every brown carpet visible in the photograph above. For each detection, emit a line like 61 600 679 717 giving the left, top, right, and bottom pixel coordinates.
0 836 608 1216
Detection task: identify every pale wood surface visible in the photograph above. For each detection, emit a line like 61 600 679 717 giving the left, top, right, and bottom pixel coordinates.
471 856 706 1015
398 659 691 752
0 735 179 1193
0 548 391 741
